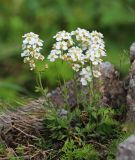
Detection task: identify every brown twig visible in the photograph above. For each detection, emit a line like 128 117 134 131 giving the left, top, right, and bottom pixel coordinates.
88 140 107 149
12 125 38 139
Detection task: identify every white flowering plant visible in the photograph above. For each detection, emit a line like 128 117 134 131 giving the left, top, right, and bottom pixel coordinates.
21 32 45 70
48 28 106 86
21 28 106 97
19 29 130 160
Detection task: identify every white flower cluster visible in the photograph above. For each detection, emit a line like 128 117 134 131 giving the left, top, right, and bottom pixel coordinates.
48 28 106 86
80 66 92 86
48 31 73 62
21 32 44 70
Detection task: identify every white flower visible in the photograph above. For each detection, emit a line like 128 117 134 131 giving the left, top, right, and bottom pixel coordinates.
53 30 71 41
80 66 91 76
71 28 93 52
24 57 30 63
92 58 102 65
85 50 98 64
71 28 90 39
21 50 30 57
72 64 81 72
29 59 36 70
55 41 68 51
68 39 74 46
21 32 44 70
22 32 43 47
51 49 61 55
90 31 103 38
60 41 68 51
60 54 68 60
48 50 59 62
23 32 39 38
33 52 41 59
93 70 101 78
67 47 84 62
39 55 45 61
80 66 92 86
24 57 35 70
100 50 106 56
80 77 88 86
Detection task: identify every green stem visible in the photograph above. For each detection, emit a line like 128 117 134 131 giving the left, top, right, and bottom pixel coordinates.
74 74 79 107
90 62 95 102
36 69 45 96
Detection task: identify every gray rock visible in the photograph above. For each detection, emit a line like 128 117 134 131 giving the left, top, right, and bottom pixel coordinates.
117 135 135 160
100 62 126 107
127 43 135 121
130 42 135 63
100 61 119 79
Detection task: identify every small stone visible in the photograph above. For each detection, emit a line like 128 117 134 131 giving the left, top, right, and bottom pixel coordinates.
58 109 68 118
117 135 135 160
130 42 135 63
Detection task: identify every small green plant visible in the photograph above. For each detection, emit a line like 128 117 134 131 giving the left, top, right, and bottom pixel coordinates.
0 143 5 154
16 145 25 157
61 138 99 160
42 102 127 159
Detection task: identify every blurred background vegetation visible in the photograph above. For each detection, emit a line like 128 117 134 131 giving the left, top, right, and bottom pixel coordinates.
0 0 135 104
